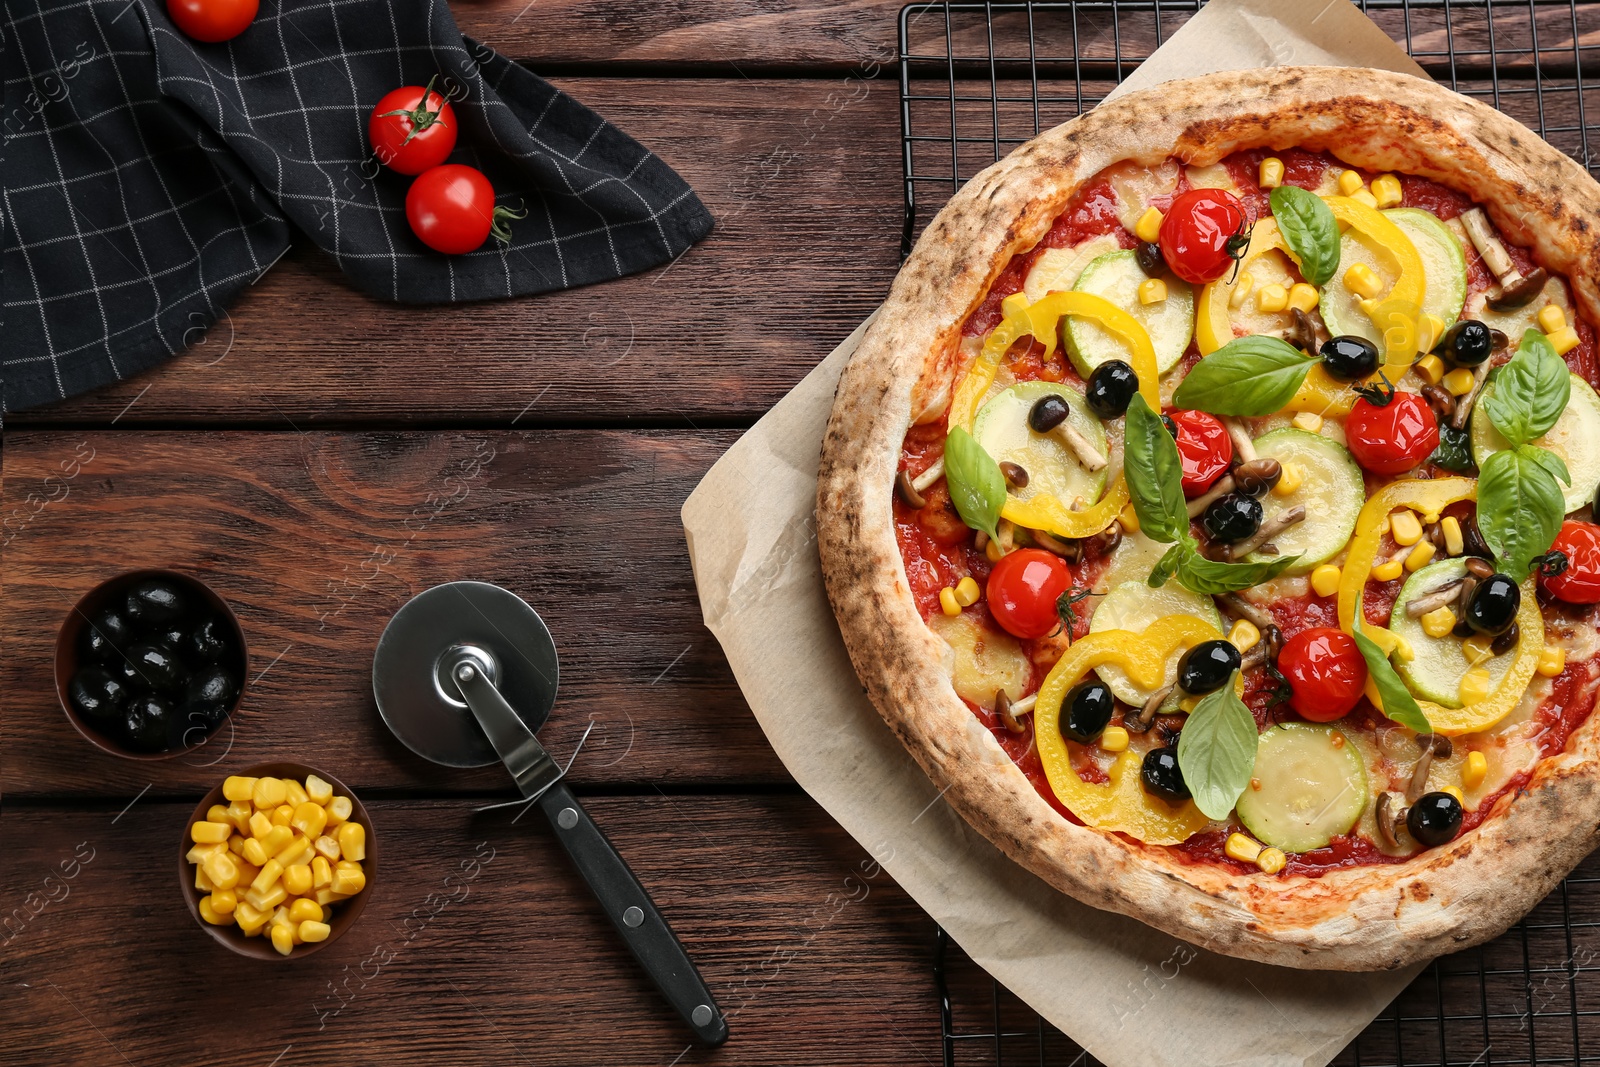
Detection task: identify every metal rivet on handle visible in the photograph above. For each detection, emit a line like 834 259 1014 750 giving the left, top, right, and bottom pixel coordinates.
691 1005 715 1027
557 807 579 829
623 906 644 928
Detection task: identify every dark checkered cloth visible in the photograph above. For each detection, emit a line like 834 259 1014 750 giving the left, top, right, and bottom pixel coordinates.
1 0 714 412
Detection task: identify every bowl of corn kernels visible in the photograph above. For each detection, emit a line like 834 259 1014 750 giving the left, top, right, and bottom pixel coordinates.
180 763 376 958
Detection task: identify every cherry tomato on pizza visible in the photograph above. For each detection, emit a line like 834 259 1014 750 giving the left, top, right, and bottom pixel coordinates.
1344 390 1439 476
405 165 525 255
1541 521 1600 604
1157 188 1251 285
1278 627 1368 722
1166 408 1233 496
167 0 257 42
986 549 1072 640
369 79 458 175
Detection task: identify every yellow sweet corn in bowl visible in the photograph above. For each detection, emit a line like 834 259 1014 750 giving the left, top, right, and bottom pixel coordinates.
180 762 375 960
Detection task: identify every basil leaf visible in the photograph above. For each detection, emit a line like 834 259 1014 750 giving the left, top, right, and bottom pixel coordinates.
1478 446 1565 578
1269 185 1340 286
1350 630 1432 734
1520 442 1571 487
1123 395 1189 544
1483 329 1571 447
1170 336 1315 416
1176 671 1259 820
941 427 1005 541
1147 543 1182 589
1427 424 1476 474
1172 539 1301 595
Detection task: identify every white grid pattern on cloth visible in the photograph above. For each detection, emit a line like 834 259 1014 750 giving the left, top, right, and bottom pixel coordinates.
2 0 713 413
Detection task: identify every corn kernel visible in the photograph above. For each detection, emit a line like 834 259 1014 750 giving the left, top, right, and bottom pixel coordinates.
185 842 225 865
1420 606 1458 639
1257 848 1288 875
205 803 230 825
1117 503 1140 534
228 835 247 858
312 856 334 888
209 889 237 915
938 586 960 617
251 776 287 810
313 835 341 863
1441 516 1464 557
191 820 231 844
202 848 240 890
1547 326 1581 356
1539 646 1568 677
1259 157 1284 189
1138 277 1168 305
1286 283 1319 313
1225 833 1263 863
195 865 214 892
337 822 366 863
1372 559 1404 582
252 858 283 893
1371 174 1404 208
246 882 288 912
1343 262 1383 299
225 799 254 833
1228 272 1255 309
1443 368 1476 396
283 864 314 897
1337 169 1366 196
1228 619 1261 653
291 801 328 839
247 811 273 839
272 905 295 931
1418 314 1445 354
222 776 257 802
234 901 269 934
1442 785 1466 806
1538 304 1568 334
1404 540 1436 571
1134 206 1165 243
1390 510 1423 546
1291 412 1322 433
271 804 294 827
1391 633 1416 663
984 538 1004 563
326 796 353 826
1311 564 1342 597
1179 695 1200 713
1463 635 1495 668
954 576 981 607
1274 461 1305 495
198 895 230 925
304 774 334 805
1099 726 1129 753
331 862 367 897
270 923 295 957
288 897 322 924
276 836 313 869
299 920 332 944
314 888 352 907
1459 667 1492 705
1351 189 1378 209
1357 297 1380 319
234 859 260 885
1463 750 1489 791
1256 283 1288 314
241 837 270 867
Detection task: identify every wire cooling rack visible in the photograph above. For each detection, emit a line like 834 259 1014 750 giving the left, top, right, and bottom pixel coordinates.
901 2 1600 1064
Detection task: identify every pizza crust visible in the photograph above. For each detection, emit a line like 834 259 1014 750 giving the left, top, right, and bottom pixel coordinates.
817 66 1600 970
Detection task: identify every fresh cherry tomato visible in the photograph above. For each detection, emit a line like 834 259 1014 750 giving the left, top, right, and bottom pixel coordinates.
1167 409 1233 496
1542 521 1600 604
369 80 458 176
986 549 1072 640
167 0 257 42
1157 188 1251 285
405 165 521 255
1278 627 1368 722
1344 391 1439 476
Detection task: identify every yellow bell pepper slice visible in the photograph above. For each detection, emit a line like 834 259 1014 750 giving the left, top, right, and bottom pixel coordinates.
1034 618 1219 843
948 294 1032 432
1324 196 1425 328
1336 477 1543 733
1196 218 1284 354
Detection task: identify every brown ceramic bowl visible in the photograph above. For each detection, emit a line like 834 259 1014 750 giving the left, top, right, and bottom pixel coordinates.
179 762 377 960
55 568 249 760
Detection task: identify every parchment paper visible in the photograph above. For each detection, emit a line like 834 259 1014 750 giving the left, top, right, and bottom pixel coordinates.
683 4 1431 1064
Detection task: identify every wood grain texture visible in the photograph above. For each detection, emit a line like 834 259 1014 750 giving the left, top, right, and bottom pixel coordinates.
0 796 937 1067
2 430 803 797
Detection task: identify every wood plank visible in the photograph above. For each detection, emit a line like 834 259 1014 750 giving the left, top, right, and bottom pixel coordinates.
2 430 800 797
0 796 938 1067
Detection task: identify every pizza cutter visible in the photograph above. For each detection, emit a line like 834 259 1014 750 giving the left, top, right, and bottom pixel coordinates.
373 581 727 1046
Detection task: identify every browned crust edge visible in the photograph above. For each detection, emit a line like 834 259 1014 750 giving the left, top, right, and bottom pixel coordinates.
816 66 1600 971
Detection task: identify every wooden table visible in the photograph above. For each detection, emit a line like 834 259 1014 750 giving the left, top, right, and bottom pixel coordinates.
7 4 1600 1065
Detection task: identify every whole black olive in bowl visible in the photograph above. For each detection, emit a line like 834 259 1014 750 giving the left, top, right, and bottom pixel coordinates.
125 642 190 695
125 579 189 627
187 617 231 663
123 694 175 753
69 666 131 723
81 608 135 663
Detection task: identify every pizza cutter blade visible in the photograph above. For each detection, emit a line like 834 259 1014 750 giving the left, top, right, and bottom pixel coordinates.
373 581 727 1046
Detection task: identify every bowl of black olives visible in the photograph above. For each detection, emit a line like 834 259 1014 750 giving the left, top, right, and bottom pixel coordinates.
55 570 248 759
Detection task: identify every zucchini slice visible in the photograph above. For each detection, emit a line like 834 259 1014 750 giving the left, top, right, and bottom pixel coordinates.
1022 235 1122 305
1063 249 1195 378
1235 723 1368 853
1390 559 1518 707
972 382 1109 524
1471 371 1600 514
1088 580 1223 705
1320 208 1467 344
1243 428 1365 574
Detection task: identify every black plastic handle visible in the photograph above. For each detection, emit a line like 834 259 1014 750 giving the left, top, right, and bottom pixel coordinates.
536 780 728 1045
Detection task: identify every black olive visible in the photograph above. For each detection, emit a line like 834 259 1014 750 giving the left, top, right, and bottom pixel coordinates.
187 700 232 732
1135 241 1165 276
1593 478 1600 520
125 579 189 628
1202 493 1263 544
124 642 189 694
155 626 189 652
1177 639 1242 695
69 666 131 722
1028 394 1070 433
186 666 239 709
1061 681 1115 743
187 617 232 663
81 609 134 663
1406 791 1464 847
1465 574 1521 636
1085 360 1139 420
1319 335 1380 381
1141 746 1190 803
1432 319 1493 367
122 694 173 752
1160 414 1179 438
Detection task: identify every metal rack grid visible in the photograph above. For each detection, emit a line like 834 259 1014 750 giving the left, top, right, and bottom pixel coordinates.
901 2 1600 1064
